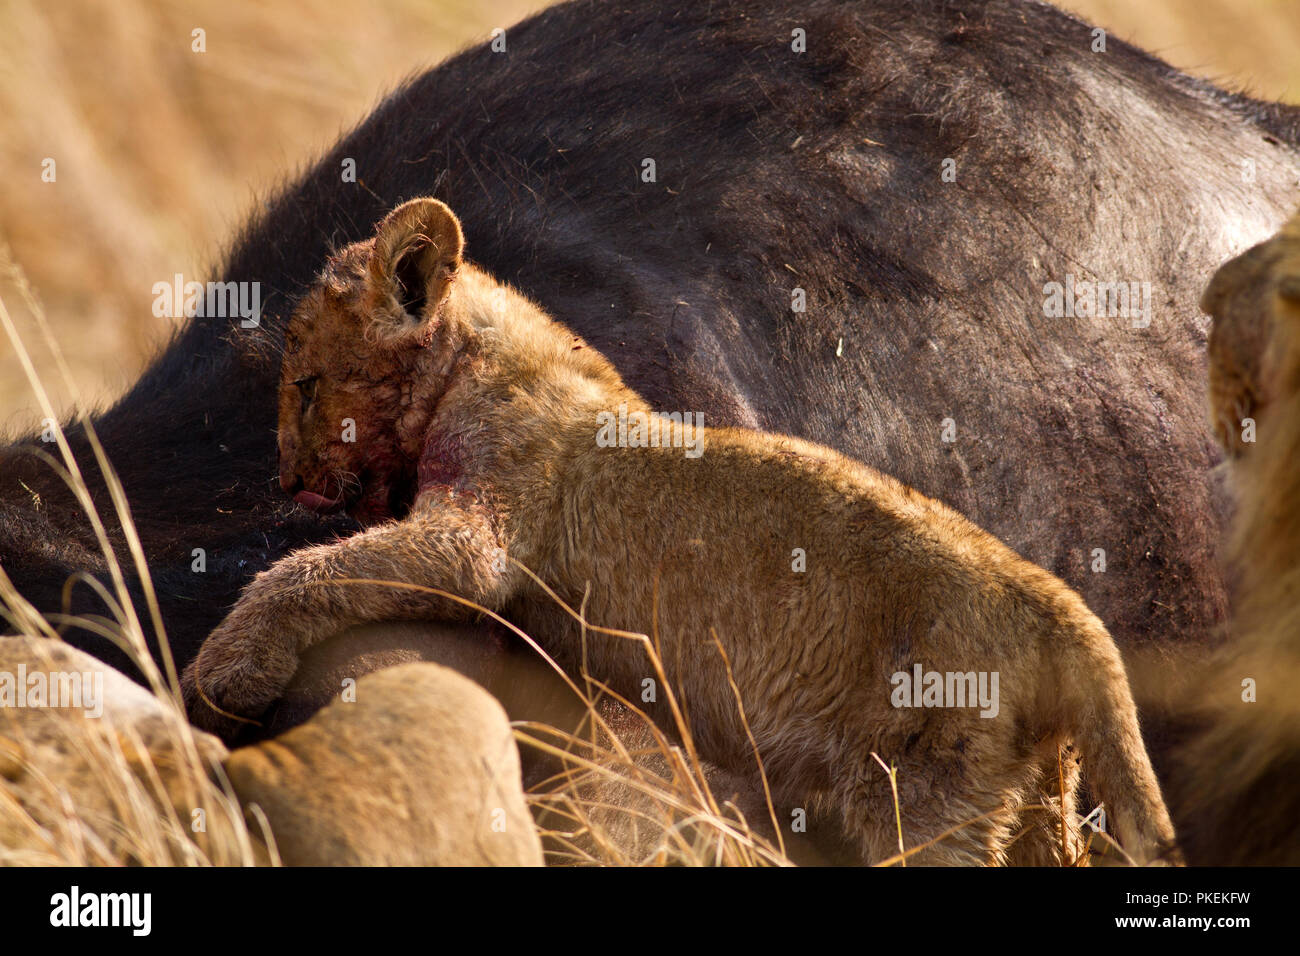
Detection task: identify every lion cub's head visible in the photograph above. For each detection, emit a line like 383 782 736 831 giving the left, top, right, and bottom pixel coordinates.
279 198 466 524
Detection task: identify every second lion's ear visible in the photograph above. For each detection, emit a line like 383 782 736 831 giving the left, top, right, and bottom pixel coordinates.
365 198 465 343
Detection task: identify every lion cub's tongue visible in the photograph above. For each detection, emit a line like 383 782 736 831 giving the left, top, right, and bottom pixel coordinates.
294 490 343 513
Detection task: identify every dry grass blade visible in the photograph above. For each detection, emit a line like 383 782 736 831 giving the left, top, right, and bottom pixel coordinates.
313 574 794 866
0 284 260 866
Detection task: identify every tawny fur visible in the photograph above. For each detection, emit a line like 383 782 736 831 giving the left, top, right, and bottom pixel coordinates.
182 198 1178 866
1183 211 1300 864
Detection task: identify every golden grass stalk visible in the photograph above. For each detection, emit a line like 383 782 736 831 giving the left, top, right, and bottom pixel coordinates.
0 271 263 866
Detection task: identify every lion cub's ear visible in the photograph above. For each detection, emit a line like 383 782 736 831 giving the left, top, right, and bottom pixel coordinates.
365 198 465 344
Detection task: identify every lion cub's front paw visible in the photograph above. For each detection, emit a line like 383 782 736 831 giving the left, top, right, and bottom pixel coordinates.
181 613 300 740
180 659 254 742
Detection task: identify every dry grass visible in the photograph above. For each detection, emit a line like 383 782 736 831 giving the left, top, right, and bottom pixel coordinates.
0 0 540 433
0 0 1296 432
291 571 1123 866
1061 0 1300 103
0 274 263 865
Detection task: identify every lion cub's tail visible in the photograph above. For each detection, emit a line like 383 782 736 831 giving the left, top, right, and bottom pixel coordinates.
1057 615 1182 865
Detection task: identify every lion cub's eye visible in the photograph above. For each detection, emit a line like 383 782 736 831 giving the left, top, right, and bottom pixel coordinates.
292 376 319 414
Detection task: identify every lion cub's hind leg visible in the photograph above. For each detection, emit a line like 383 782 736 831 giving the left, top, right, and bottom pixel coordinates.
1003 743 1084 867
834 748 1037 866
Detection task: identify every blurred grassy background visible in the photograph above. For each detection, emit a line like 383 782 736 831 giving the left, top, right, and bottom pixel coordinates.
1 0 1297 434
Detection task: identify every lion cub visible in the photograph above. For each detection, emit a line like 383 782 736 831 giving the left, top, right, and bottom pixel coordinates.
183 198 1178 866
